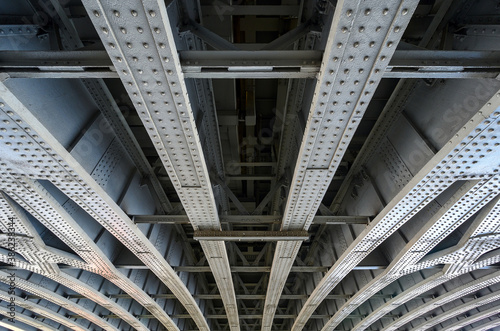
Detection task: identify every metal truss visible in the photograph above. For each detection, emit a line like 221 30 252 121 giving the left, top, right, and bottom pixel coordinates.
0 194 144 330
0 306 58 331
79 0 237 329
0 269 119 330
352 194 500 331
381 267 500 330
411 288 500 330
445 305 500 331
291 72 500 330
0 289 88 331
0 76 206 329
262 1 420 329
320 178 500 330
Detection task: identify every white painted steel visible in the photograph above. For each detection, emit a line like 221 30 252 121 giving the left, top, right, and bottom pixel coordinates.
354 195 500 331
0 306 58 331
292 83 500 330
0 290 88 331
78 1 238 329
321 178 500 330
0 78 202 330
261 0 419 329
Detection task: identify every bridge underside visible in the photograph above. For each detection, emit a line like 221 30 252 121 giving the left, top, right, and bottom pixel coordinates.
0 1 500 331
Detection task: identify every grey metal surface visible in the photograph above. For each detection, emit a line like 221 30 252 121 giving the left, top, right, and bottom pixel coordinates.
0 0 500 331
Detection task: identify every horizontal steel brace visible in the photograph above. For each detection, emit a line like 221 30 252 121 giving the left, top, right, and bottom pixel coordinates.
200 5 300 16
194 230 309 241
132 215 370 225
1 50 500 79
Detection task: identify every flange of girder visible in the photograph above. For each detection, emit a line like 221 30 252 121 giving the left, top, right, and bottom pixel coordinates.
78 1 238 329
353 195 500 331
320 178 500 330
263 1 420 329
193 230 310 241
0 77 203 329
291 84 500 330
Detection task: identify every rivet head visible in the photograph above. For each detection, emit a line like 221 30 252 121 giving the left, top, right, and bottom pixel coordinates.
113 10 120 17
120 27 127 34
383 8 389 15
93 11 100 17
137 27 143 33
101 27 108 34
346 9 353 17
149 10 156 17
131 10 138 17
402 8 408 15
364 8 371 15
143 43 149 48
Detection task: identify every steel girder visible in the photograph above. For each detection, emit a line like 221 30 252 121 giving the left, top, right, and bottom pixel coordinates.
0 290 89 331
291 80 500 329
320 178 500 330
0 77 206 329
0 306 58 331
0 269 121 330
79 1 237 329
381 267 500 330
351 194 500 331
444 305 500 331
411 288 500 331
262 1 420 329
0 194 139 330
0 187 178 330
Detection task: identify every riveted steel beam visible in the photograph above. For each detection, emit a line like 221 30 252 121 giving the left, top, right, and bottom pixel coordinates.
193 230 310 241
0 270 119 331
0 76 206 329
322 182 500 331
0 193 143 330
293 88 500 331
375 197 500 331
0 290 88 331
79 1 238 329
133 214 370 225
445 306 500 331
411 288 500 331
262 1 420 330
0 307 58 331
